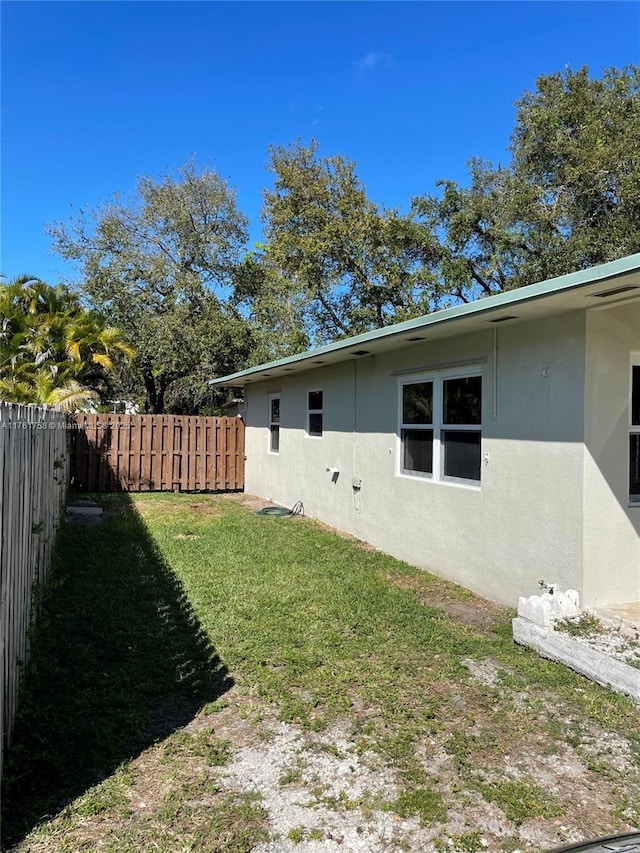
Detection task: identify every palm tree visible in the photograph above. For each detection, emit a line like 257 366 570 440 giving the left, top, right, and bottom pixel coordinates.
0 275 134 410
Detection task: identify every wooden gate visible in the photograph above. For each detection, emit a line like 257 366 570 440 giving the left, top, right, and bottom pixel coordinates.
69 414 244 492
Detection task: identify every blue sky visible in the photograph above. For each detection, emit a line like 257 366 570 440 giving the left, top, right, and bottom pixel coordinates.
2 1 639 284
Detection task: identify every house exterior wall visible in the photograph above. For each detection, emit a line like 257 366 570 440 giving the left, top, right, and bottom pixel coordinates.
583 301 640 607
244 311 588 606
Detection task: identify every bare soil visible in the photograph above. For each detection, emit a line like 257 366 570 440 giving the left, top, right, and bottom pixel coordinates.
16 678 638 853
385 571 506 632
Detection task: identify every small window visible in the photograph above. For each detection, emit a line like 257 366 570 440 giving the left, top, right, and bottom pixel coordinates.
269 395 280 453
442 376 482 482
630 362 640 503
443 376 482 425
442 430 481 481
307 390 323 437
400 381 433 475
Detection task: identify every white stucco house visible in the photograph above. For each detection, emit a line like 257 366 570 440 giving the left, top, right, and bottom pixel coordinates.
212 254 640 608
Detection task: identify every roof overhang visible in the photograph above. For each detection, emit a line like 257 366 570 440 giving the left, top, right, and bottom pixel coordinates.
210 253 640 387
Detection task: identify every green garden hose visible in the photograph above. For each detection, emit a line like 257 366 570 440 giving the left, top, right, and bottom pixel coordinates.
255 501 304 518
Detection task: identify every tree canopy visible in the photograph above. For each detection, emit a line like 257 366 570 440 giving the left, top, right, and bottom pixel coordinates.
411 65 640 303
259 140 439 344
242 65 640 340
48 163 251 413
0 275 133 410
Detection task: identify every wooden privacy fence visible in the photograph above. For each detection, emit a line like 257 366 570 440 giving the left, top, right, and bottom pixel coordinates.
70 414 245 492
0 402 68 774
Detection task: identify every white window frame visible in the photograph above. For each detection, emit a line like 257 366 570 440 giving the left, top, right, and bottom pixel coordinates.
268 394 280 454
398 374 435 480
398 367 482 488
630 353 640 505
306 389 323 439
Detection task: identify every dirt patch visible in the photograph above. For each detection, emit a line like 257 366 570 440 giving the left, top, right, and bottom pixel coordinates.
186 501 223 516
204 691 636 853
386 572 507 632
130 497 222 515
12 684 640 853
311 518 380 551
224 493 283 513
218 719 427 853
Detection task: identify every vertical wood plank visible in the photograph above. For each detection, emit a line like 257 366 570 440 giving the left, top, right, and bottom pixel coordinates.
179 417 188 492
160 415 169 490
204 418 212 491
129 415 140 490
150 416 160 490
141 415 151 490
170 416 180 491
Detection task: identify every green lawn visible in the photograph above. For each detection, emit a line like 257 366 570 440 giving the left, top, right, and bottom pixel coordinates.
2 493 639 853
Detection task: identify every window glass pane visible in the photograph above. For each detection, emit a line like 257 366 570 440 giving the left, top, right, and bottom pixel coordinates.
309 413 323 436
443 430 481 481
270 398 280 423
270 425 280 452
402 429 433 474
443 376 481 425
631 435 640 501
308 390 323 411
632 366 640 426
402 382 433 424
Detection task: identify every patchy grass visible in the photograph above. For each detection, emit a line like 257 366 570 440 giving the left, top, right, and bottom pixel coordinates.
556 612 606 638
286 825 306 844
3 492 640 852
160 729 232 767
471 779 562 825
387 787 448 826
0 492 232 848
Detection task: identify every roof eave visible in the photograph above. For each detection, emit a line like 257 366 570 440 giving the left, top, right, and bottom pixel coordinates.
210 252 640 387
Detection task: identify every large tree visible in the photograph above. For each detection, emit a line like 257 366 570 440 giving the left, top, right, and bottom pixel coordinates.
259 140 439 344
256 66 639 333
412 65 640 303
48 163 251 413
0 275 133 410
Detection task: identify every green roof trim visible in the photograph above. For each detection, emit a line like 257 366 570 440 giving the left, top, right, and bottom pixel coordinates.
210 252 640 386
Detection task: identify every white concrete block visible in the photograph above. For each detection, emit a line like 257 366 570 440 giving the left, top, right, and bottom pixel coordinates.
512 616 640 703
518 589 580 625
517 594 552 627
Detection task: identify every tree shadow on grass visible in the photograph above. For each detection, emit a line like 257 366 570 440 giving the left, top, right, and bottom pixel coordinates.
1 493 233 849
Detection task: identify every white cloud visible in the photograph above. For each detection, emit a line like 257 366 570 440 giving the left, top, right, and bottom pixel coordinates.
354 51 393 72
